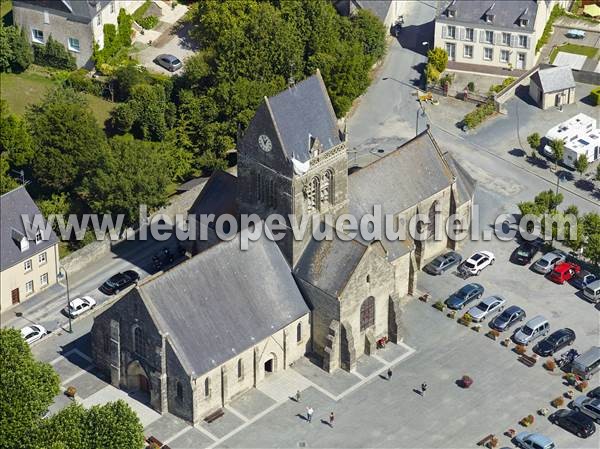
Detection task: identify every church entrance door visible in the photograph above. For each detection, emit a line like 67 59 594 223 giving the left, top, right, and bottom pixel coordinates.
264 359 273 374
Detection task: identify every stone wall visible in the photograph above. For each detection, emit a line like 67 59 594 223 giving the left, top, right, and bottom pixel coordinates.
60 180 207 274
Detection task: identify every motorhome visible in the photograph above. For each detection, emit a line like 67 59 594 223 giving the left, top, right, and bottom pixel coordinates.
543 113 597 162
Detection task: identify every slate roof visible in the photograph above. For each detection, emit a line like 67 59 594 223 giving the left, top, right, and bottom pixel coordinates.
266 72 341 163
438 0 538 32
294 231 369 298
13 0 108 23
349 129 455 218
0 186 58 271
530 66 576 93
137 235 309 376
355 0 392 22
444 153 477 207
188 171 238 227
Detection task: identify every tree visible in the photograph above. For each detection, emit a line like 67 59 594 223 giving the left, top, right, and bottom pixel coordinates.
1 100 34 167
534 189 563 213
0 154 20 194
27 87 107 192
574 154 588 178
549 138 564 170
85 401 144 449
583 233 600 266
127 83 168 141
424 63 440 84
527 132 541 155
427 47 448 73
351 9 386 61
84 136 172 227
0 25 33 73
0 328 60 448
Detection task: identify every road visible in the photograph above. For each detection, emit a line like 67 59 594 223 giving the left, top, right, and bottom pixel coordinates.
1 229 184 336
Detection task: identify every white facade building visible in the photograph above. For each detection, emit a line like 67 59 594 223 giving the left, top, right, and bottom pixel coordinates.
543 113 598 168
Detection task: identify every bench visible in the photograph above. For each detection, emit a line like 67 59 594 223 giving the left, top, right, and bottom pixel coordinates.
204 408 225 423
519 354 537 367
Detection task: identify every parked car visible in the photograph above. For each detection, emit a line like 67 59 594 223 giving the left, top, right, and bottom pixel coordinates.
423 251 462 275
587 386 600 399
533 328 576 356
532 250 567 274
154 54 183 72
573 396 600 424
63 296 96 318
445 283 484 310
549 262 581 284
513 432 555 449
99 270 140 295
490 305 526 332
566 29 586 39
549 409 596 438
571 270 597 290
512 242 540 265
513 315 549 346
459 251 495 276
583 280 600 303
467 295 506 322
20 324 47 345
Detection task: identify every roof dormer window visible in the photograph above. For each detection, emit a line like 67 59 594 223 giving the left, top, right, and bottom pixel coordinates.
12 228 29 252
35 230 43 244
447 8 456 18
519 18 529 27
485 13 494 23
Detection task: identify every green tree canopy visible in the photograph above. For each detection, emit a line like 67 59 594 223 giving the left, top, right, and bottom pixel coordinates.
1 100 34 167
574 154 588 177
27 88 107 192
549 138 564 169
527 132 541 151
84 136 173 226
427 47 448 73
0 328 60 448
0 153 20 194
0 24 33 73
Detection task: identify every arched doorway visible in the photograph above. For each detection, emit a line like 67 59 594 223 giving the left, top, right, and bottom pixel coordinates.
126 360 150 401
263 352 277 376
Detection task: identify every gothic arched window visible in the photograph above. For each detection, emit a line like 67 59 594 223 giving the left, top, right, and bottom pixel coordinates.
237 359 243 380
204 377 210 397
296 322 302 343
360 296 375 331
307 177 320 213
257 172 263 202
133 326 143 356
322 170 334 205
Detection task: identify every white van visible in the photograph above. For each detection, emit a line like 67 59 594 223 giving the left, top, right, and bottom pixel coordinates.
583 280 600 303
513 315 549 346
572 346 600 380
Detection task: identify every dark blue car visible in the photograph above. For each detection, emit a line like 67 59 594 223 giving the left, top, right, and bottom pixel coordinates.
445 283 484 310
571 270 597 290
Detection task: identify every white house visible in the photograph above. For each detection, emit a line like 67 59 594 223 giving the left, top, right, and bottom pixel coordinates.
543 113 598 168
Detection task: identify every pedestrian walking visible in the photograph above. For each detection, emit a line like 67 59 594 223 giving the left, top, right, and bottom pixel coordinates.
387 368 392 380
329 412 335 428
295 390 301 402
306 406 313 423
421 382 428 395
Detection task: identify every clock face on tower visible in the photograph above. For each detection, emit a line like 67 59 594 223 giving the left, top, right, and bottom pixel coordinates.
258 134 272 152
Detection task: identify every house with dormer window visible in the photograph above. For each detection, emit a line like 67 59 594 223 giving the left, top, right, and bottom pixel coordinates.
0 186 60 311
434 1 572 73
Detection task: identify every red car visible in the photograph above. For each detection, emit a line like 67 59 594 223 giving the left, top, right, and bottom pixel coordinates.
549 262 581 284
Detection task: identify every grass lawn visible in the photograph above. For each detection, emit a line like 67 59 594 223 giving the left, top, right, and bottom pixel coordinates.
550 43 599 63
0 68 115 128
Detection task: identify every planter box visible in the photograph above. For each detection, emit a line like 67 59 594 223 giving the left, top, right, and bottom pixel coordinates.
65 386 77 398
447 310 456 319
461 376 473 388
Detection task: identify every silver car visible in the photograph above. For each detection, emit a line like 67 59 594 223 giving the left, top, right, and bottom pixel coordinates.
573 396 600 424
532 250 567 274
154 54 183 72
467 295 506 322
513 315 549 346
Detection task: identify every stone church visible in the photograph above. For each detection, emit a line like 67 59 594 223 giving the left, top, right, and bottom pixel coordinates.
92 71 475 424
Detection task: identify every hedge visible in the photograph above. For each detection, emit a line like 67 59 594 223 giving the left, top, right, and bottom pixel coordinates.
591 87 600 106
462 101 496 129
33 35 76 70
536 5 564 53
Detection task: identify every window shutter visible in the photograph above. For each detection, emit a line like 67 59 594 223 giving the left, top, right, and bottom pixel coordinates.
510 35 517 47
442 25 447 39
493 32 499 45
526 36 530 49
479 30 485 42
459 27 465 41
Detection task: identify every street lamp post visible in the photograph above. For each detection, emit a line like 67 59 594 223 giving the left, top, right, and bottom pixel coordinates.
59 267 72 333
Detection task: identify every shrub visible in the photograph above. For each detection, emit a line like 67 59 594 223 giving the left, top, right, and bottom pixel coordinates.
33 35 76 70
551 396 564 408
110 103 135 134
543 359 556 371
433 300 446 311
0 25 33 73
536 5 564 53
133 0 159 30
527 132 541 150
427 47 448 73
461 375 473 388
462 100 496 129
515 345 527 355
591 86 600 106
65 386 77 398
577 380 589 391
64 69 102 95
489 77 515 94
467 81 475 92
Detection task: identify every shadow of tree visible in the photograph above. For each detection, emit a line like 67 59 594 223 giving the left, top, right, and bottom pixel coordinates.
509 148 526 158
